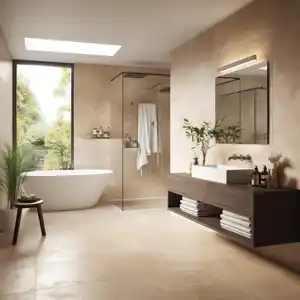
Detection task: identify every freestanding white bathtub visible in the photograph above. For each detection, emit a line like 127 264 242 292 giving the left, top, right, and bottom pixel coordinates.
23 169 113 211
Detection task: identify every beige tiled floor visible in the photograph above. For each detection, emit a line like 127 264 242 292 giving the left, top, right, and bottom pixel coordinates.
121 198 167 211
0 202 300 299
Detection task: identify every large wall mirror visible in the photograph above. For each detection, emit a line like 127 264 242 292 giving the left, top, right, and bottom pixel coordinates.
215 61 269 144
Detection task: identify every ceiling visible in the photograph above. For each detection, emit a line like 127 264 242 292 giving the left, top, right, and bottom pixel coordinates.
0 0 253 67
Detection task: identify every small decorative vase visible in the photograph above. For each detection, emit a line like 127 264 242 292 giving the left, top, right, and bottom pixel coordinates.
193 157 199 165
271 166 279 188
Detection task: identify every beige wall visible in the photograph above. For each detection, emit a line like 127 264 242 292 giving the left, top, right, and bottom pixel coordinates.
0 28 12 209
74 64 170 201
171 0 300 272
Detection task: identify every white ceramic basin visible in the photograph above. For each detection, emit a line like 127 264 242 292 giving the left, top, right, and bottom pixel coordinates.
191 164 252 184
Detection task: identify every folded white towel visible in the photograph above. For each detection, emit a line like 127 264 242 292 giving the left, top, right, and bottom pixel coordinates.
180 203 217 213
220 219 251 234
223 210 250 222
221 225 251 239
180 204 201 213
220 214 251 228
221 223 251 239
180 207 200 217
181 197 199 204
180 205 220 217
180 200 208 210
180 200 200 208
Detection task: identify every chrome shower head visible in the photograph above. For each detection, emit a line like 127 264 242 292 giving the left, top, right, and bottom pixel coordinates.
123 72 147 79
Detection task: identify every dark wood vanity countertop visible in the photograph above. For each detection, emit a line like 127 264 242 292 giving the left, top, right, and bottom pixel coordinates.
169 173 295 193
168 173 299 217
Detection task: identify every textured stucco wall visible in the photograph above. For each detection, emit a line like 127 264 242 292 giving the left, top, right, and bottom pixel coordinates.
0 29 12 147
171 0 300 272
0 28 12 209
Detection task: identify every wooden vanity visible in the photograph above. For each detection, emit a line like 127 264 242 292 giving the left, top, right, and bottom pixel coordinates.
168 173 300 248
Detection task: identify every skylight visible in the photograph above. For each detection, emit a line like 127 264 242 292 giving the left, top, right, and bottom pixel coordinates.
24 38 122 56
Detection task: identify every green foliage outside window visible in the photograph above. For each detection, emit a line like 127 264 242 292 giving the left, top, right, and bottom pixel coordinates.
16 67 72 170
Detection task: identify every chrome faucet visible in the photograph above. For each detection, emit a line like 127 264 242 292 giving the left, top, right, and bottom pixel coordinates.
228 154 252 162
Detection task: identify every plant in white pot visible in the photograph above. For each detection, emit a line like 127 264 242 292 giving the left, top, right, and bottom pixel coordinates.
0 145 38 232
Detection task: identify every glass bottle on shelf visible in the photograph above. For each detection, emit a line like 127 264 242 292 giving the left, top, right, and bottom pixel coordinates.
103 126 111 139
92 128 98 139
97 126 104 139
131 138 139 148
124 133 131 148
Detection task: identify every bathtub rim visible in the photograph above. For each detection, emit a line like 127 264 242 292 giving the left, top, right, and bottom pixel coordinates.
25 169 113 177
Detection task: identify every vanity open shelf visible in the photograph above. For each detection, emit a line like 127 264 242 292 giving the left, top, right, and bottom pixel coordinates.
170 207 252 247
168 173 300 248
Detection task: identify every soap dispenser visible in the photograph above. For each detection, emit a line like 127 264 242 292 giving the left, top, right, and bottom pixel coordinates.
253 166 261 186
260 165 269 187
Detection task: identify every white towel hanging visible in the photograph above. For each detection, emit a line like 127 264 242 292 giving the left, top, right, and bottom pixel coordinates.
137 103 160 172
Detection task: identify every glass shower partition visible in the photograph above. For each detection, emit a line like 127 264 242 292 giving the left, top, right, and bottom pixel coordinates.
122 72 170 211
109 72 123 210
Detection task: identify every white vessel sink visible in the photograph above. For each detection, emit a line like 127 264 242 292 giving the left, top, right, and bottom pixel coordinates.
191 164 252 184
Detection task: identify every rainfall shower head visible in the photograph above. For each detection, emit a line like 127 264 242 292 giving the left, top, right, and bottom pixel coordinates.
158 86 170 93
110 72 170 82
123 72 148 79
145 83 170 93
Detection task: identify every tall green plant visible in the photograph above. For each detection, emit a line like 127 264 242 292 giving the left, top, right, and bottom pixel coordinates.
183 119 214 165
183 118 241 165
0 146 38 209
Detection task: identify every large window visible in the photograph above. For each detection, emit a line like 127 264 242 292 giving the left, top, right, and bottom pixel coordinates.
13 61 74 170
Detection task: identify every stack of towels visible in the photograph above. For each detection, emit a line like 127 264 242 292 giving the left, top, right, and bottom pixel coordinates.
220 210 251 239
180 197 220 217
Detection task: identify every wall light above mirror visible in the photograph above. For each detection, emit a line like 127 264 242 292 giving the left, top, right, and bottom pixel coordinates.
215 60 269 145
218 55 257 74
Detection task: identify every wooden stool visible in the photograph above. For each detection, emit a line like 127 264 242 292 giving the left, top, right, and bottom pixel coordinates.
12 200 46 245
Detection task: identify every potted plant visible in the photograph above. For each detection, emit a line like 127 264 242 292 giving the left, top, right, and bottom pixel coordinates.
0 145 38 232
183 118 241 165
183 118 215 166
